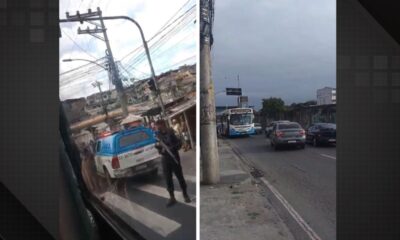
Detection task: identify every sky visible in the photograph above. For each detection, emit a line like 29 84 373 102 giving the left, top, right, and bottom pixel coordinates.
59 0 196 100
211 0 336 110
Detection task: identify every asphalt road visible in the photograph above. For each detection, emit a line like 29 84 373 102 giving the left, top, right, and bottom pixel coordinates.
227 134 336 240
85 150 196 240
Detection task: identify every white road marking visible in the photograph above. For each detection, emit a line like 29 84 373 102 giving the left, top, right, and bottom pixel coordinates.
132 184 196 207
320 154 336 160
102 191 181 237
260 178 322 240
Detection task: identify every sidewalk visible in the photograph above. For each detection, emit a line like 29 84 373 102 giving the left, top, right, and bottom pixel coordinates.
200 139 294 240
179 148 196 178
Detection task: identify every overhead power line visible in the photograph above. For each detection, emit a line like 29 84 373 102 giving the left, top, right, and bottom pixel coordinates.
61 29 98 60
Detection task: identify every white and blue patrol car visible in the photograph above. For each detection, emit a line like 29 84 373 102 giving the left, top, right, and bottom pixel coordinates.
94 126 160 184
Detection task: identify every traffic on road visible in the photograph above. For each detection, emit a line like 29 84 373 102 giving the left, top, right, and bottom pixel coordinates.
219 123 336 240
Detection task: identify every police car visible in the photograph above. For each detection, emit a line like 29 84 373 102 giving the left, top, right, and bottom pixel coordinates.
94 126 160 185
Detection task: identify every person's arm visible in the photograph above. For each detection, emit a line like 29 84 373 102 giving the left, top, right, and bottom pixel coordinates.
155 135 166 154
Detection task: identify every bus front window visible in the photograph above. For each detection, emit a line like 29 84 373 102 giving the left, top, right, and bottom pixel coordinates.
230 114 252 125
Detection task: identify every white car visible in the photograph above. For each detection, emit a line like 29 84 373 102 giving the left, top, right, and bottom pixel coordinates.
94 126 161 185
254 123 262 134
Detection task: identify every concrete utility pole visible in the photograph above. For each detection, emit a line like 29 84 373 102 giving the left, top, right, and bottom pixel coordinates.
62 9 169 123
65 8 129 117
200 0 219 184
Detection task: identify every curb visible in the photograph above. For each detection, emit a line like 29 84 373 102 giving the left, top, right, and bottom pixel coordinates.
217 139 251 184
227 140 322 240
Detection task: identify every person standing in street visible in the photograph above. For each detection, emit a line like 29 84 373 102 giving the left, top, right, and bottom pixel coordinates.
155 119 191 207
150 121 157 131
182 125 191 151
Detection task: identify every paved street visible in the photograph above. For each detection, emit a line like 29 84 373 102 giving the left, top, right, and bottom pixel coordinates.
226 134 336 240
82 150 196 240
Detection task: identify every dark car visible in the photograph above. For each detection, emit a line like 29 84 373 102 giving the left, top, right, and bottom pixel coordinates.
306 123 336 146
270 122 306 150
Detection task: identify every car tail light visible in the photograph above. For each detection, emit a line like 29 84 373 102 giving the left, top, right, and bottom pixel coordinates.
111 156 120 169
299 130 305 136
276 131 284 137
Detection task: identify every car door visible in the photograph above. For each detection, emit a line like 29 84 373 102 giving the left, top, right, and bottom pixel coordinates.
94 141 104 174
306 125 314 142
271 124 278 142
267 123 274 137
311 125 321 141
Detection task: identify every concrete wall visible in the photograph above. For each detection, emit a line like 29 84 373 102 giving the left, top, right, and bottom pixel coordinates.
284 104 336 128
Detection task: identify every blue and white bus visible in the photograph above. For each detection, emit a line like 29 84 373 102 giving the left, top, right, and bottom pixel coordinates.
220 108 255 137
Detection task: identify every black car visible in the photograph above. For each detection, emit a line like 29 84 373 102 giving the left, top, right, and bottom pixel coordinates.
306 123 336 146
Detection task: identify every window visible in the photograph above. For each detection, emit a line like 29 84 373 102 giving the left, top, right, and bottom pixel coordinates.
278 123 301 129
319 123 336 129
230 113 252 125
119 131 150 148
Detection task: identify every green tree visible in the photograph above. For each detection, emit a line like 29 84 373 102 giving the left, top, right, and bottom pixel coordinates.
289 100 317 109
261 97 285 119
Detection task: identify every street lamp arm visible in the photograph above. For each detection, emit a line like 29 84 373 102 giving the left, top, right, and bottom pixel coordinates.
61 16 155 84
60 14 169 124
60 16 144 41
62 58 107 70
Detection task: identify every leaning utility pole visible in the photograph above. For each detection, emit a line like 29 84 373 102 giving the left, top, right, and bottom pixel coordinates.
200 0 219 184
91 80 108 117
66 8 129 117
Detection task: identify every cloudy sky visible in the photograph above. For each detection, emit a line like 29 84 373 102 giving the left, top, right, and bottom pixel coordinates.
59 0 196 100
212 0 336 109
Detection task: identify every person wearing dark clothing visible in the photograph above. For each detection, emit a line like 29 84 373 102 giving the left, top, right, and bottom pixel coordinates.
155 119 191 207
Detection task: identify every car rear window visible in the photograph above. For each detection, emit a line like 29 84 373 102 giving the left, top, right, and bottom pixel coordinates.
119 131 150 148
278 123 301 129
319 123 336 129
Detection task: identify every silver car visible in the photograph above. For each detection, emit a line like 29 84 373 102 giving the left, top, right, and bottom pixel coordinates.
265 120 290 138
270 122 306 150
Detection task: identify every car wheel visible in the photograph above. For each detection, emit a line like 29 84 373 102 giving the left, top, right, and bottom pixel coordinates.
300 144 305 149
274 143 279 151
313 137 319 147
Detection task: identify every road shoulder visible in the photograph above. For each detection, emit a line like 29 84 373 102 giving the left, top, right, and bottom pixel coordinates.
200 138 295 240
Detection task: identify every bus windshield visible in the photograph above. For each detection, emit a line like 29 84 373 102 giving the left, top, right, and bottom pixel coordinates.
230 113 252 125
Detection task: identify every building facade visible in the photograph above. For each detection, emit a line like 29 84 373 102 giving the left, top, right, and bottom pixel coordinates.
317 87 336 105
62 98 89 123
